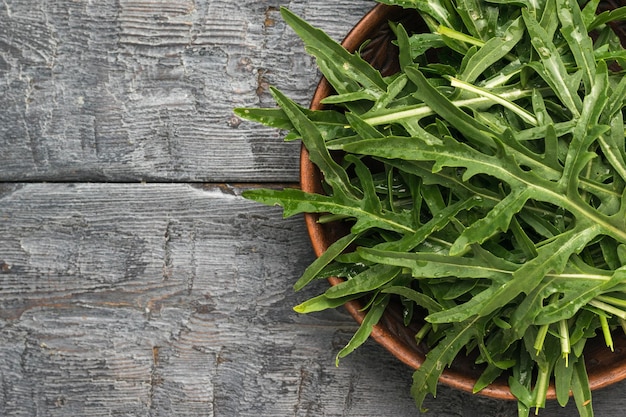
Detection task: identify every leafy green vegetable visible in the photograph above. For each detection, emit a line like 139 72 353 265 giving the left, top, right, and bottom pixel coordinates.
236 1 626 415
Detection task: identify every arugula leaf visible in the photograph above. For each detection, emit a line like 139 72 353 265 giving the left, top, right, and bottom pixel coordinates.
588 5 626 31
359 247 516 281
376 0 462 30
558 0 597 93
269 87 360 201
336 294 391 364
535 267 626 324
324 264 401 299
449 187 533 255
572 356 594 417
280 7 387 93
293 292 362 313
381 286 443 314
458 16 524 83
293 232 361 291
523 8 583 116
411 316 483 409
476 224 602 315
405 66 498 149
241 187 414 234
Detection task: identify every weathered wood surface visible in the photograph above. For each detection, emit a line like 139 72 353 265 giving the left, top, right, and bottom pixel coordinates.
3 0 626 416
0 0 374 182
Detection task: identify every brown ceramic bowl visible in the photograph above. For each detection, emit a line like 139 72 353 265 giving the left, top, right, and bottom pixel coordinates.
300 2 626 401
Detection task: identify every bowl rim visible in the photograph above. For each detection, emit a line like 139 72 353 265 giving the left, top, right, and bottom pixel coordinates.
299 2 626 401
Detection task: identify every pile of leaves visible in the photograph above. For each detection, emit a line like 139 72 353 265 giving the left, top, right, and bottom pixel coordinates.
236 0 626 415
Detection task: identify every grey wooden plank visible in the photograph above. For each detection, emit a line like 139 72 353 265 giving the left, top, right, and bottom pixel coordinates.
2 183 626 416
0 0 375 182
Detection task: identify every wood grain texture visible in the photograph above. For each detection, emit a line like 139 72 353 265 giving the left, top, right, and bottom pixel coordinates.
0 0 374 182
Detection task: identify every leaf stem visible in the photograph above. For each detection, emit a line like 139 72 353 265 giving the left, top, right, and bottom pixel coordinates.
415 322 432 345
588 298 626 320
533 365 551 413
437 25 518 62
595 294 626 308
598 313 614 351
534 323 550 355
559 320 571 367
437 25 485 48
362 89 535 126
448 77 538 126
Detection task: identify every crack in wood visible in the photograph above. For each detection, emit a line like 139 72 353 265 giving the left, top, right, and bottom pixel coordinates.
162 219 174 281
188 228 197 295
293 366 307 417
148 345 162 411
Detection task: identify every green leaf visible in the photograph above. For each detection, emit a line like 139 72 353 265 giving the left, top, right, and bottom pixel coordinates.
581 0 601 28
458 16 523 83
345 112 385 140
280 7 387 93
571 357 594 417
394 23 414 72
449 187 532 256
269 88 359 201
374 195 485 252
554 353 576 407
523 8 582 115
241 187 414 234
589 5 626 31
321 90 378 104
345 154 383 214
342 133 508 184
381 285 443 314
509 344 534 409
376 0 461 29
479 224 602 315
535 268 626 325
603 74 626 121
540 0 559 38
428 224 602 323
359 247 516 281
294 293 361 313
405 66 497 149
408 33 445 58
410 316 482 409
455 0 497 39
473 362 505 394
367 74 410 115
234 106 351 141
293 232 361 291
234 107 294 129
448 77 538 125
336 294 390 364
604 117 626 184
557 0 596 93
324 264 401 299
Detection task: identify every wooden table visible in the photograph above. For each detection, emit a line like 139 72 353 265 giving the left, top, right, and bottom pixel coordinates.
1 1 625 415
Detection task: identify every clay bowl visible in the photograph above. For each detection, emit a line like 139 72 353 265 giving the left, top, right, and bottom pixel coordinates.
300 2 626 401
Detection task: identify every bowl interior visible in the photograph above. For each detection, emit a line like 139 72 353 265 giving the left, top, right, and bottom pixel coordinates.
300 2 626 400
